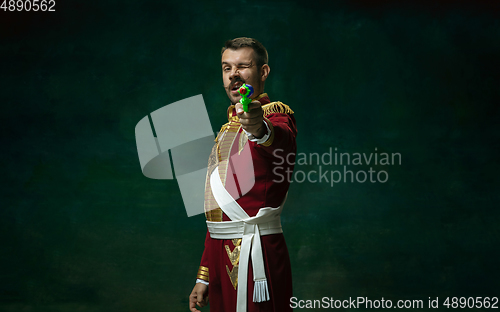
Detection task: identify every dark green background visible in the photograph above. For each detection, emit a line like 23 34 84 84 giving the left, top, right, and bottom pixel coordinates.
1 1 499 311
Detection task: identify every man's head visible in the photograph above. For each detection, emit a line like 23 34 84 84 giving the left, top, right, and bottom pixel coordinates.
221 37 270 104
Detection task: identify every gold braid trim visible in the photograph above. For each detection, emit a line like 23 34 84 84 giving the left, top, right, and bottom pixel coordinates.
215 123 228 142
205 207 222 222
262 101 294 116
197 266 209 282
205 119 241 222
238 131 248 154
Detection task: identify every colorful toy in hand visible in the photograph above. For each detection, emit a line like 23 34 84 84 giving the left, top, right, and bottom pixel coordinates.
238 83 254 112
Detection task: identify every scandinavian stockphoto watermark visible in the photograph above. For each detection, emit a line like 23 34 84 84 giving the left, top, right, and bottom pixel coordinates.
273 147 401 185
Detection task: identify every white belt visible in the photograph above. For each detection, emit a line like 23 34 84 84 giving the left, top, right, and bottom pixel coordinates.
207 218 282 239
208 167 286 312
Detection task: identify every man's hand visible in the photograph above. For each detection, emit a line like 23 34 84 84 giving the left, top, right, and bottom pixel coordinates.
236 100 266 139
189 283 208 312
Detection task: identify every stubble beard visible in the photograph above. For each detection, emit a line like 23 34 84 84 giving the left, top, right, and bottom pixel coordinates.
226 89 240 105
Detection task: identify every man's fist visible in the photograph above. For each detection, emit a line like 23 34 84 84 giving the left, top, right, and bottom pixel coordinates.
189 283 208 312
235 100 266 138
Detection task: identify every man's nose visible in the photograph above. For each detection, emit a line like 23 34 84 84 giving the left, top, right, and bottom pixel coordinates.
229 67 240 80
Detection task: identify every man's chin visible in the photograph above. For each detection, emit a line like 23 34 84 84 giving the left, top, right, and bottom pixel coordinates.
227 93 241 105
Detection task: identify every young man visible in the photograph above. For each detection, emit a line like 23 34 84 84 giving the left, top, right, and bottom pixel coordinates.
189 37 297 312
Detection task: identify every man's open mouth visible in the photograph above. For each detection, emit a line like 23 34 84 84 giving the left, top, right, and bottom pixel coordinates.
231 81 244 92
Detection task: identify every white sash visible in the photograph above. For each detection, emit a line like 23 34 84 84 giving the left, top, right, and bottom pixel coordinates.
207 166 285 312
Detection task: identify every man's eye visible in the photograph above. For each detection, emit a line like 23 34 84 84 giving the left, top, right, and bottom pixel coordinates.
223 67 230 72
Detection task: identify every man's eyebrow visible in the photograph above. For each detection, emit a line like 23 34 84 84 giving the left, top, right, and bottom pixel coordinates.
221 61 252 66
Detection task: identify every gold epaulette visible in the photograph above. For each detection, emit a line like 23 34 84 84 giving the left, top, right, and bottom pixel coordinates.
262 102 294 116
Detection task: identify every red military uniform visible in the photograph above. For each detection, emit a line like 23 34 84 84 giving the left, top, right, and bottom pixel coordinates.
196 93 297 312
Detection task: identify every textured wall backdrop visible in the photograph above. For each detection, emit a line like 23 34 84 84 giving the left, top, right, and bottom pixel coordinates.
1 0 499 311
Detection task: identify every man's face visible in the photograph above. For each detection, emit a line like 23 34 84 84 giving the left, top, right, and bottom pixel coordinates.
222 47 265 104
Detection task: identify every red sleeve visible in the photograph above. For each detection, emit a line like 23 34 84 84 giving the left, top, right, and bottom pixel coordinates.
196 230 210 283
253 112 297 156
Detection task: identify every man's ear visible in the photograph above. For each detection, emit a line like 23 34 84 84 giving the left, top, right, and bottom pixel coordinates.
260 64 270 82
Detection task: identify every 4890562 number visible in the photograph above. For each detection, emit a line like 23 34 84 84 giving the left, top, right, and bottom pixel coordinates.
1 0 55 11
443 297 498 309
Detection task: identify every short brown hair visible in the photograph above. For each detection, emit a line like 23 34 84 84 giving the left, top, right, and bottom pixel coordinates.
221 37 269 69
